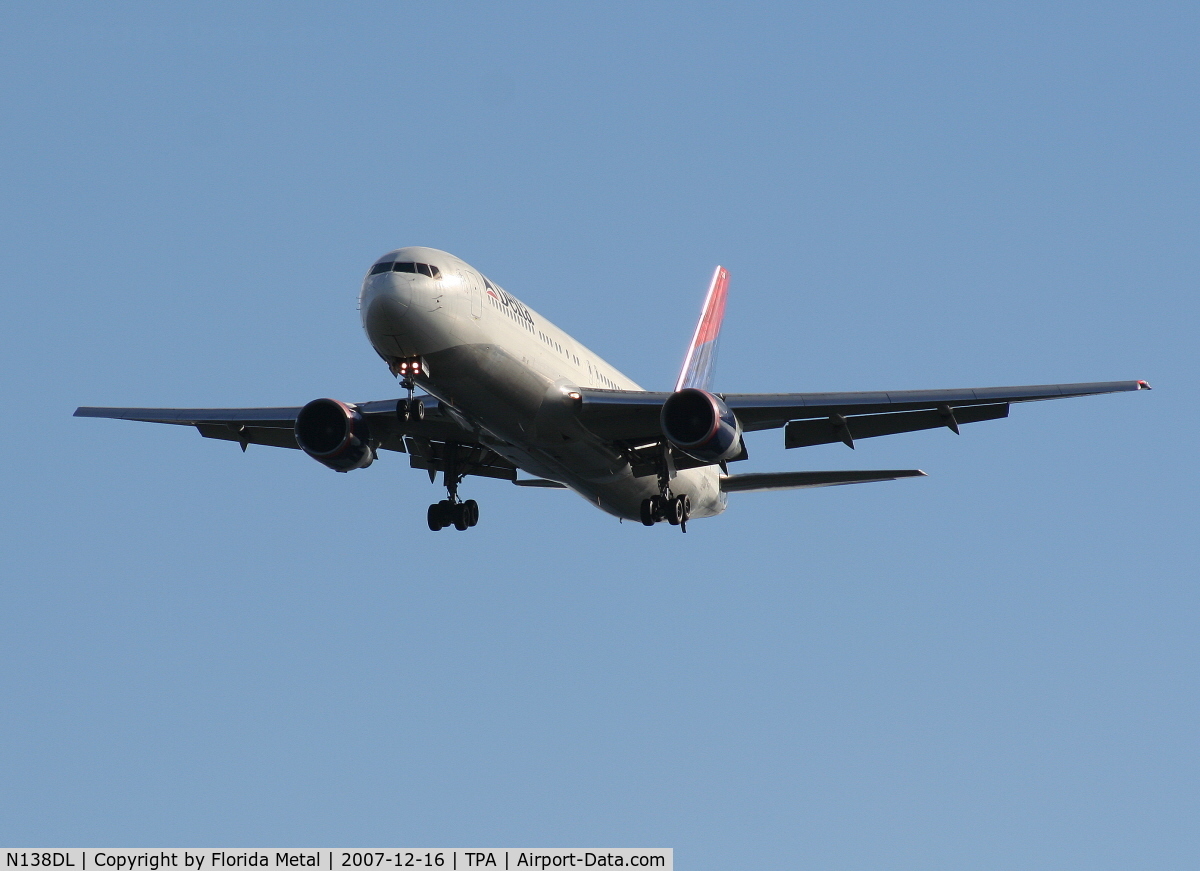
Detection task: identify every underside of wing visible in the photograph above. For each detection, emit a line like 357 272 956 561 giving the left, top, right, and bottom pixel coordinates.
76 398 474 449
75 405 306 451
75 397 516 480
724 380 1150 430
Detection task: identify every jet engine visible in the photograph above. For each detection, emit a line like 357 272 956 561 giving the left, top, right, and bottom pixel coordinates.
294 398 376 472
660 387 743 464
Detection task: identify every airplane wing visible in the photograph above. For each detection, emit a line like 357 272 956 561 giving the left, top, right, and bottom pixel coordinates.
75 404 310 450
74 396 520 481
576 379 1150 447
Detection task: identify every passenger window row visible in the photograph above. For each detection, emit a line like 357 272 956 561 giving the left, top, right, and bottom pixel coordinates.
369 261 442 278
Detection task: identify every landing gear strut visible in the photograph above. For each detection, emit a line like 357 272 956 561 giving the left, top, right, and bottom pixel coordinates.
640 493 691 532
427 498 479 532
425 445 479 532
639 446 691 532
393 356 428 424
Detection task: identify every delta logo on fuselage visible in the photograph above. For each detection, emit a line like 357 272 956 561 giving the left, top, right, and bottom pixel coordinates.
482 275 534 327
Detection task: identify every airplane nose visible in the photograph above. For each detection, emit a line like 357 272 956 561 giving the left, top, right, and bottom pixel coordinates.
361 274 412 334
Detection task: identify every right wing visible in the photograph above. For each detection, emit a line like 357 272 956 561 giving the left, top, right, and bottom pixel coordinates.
76 404 310 450
75 396 478 450
75 396 519 481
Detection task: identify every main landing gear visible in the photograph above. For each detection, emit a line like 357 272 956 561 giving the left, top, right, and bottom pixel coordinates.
392 361 476 532
640 493 691 531
425 449 480 532
639 442 691 532
428 498 479 532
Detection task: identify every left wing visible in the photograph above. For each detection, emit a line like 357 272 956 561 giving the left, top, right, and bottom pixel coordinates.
576 379 1150 446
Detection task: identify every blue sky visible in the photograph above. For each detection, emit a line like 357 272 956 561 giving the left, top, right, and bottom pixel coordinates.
2 3 1196 867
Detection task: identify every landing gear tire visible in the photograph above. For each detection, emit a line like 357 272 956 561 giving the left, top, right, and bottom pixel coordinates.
666 497 684 525
428 499 456 531
427 502 445 531
398 397 426 423
640 498 656 526
463 499 479 527
452 503 470 531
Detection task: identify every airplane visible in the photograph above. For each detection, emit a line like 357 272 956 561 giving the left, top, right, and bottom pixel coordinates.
76 246 1150 532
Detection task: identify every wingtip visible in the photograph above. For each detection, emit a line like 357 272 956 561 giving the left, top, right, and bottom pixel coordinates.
1136 379 1152 390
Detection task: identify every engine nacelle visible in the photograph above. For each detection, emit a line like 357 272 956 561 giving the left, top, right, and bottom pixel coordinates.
660 388 743 464
294 398 375 472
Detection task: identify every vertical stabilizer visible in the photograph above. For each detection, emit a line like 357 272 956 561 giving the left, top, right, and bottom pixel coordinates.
674 266 730 392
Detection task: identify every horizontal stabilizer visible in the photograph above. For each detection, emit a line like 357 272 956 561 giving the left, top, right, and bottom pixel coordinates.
512 478 569 488
720 469 927 493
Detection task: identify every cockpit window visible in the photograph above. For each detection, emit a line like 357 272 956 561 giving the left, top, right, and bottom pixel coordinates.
369 260 443 278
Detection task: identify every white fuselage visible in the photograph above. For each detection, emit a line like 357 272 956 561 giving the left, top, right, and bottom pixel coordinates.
358 247 726 521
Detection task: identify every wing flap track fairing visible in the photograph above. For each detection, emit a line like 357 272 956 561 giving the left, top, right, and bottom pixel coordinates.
784 403 1009 449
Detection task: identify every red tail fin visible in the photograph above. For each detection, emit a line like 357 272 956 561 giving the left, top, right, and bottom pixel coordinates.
675 266 729 392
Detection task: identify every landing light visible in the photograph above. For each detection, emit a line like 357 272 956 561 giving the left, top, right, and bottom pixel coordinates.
390 357 427 378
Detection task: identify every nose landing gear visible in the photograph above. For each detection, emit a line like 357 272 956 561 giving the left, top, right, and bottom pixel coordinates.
392 355 430 424
397 396 424 423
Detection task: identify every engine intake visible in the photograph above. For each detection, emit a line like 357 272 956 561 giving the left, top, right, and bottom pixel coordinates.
294 398 375 472
660 388 743 464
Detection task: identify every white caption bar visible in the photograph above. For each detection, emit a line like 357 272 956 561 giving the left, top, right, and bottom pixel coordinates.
1 852 671 871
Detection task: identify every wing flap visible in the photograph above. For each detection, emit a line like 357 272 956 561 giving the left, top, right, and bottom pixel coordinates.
404 438 517 482
196 423 300 450
730 380 1148 430
720 469 927 492
784 403 1009 449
